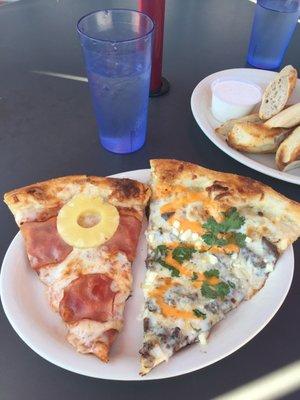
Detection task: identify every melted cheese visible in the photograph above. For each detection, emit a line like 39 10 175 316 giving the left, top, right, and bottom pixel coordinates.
155 184 195 199
160 194 202 213
57 183 102 203
169 216 204 234
151 250 221 319
39 248 130 311
151 279 202 320
210 244 240 254
159 188 222 219
164 249 221 286
68 319 123 346
15 203 44 225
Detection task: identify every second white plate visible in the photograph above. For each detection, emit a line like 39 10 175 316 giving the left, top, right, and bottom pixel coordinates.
191 68 300 185
0 169 295 380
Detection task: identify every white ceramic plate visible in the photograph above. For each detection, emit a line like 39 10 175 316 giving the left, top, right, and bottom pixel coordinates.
0 169 294 380
191 68 300 185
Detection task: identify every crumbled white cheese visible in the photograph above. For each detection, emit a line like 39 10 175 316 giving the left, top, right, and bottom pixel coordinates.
148 233 155 244
207 254 218 265
198 332 209 346
231 253 238 260
195 239 204 248
173 220 180 229
145 271 159 284
181 229 192 241
172 228 179 236
192 232 199 241
151 345 169 362
245 237 252 244
265 263 274 273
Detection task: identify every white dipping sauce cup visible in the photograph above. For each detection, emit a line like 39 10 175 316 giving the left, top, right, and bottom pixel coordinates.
211 78 262 123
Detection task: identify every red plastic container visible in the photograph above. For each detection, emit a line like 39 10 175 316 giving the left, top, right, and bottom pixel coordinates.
138 0 169 95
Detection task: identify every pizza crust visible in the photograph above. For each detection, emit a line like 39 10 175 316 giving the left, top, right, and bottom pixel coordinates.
150 159 300 252
4 175 151 225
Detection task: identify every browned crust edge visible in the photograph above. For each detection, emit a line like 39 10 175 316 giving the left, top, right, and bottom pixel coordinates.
149 158 300 231
4 175 151 224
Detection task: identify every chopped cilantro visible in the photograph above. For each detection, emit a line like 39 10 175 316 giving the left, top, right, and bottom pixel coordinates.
202 207 245 248
201 232 215 246
215 282 230 299
221 207 245 231
201 281 230 300
228 280 236 289
172 246 196 264
201 281 218 299
191 272 198 281
153 245 182 277
202 233 228 247
158 260 180 277
204 269 220 278
154 245 168 260
203 217 221 235
232 232 246 247
193 309 206 319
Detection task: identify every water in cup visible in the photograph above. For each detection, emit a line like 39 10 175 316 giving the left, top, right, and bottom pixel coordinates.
87 60 151 154
77 10 154 154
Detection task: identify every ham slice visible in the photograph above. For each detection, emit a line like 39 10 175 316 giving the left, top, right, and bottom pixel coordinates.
20 217 72 270
20 208 141 271
104 212 142 261
59 273 117 324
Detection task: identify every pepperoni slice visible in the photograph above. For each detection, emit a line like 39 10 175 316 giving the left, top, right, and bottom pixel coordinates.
104 213 142 261
59 273 117 324
20 217 72 270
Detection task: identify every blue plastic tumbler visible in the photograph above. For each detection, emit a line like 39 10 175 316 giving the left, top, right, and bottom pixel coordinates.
77 10 154 154
247 0 299 70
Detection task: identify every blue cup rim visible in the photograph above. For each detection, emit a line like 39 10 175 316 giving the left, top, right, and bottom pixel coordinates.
257 0 300 13
77 8 155 44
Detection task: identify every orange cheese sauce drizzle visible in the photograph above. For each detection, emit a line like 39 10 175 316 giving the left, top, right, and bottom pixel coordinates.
158 185 225 222
151 278 196 320
150 190 242 319
168 215 204 235
158 186 237 254
151 247 220 320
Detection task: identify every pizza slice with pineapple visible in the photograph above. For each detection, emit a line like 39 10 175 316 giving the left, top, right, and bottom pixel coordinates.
140 159 300 375
4 175 150 362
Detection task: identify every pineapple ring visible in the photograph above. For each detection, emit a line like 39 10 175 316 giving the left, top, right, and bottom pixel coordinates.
57 194 119 248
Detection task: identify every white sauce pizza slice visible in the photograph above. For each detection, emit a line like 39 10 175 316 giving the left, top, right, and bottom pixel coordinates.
140 159 300 375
